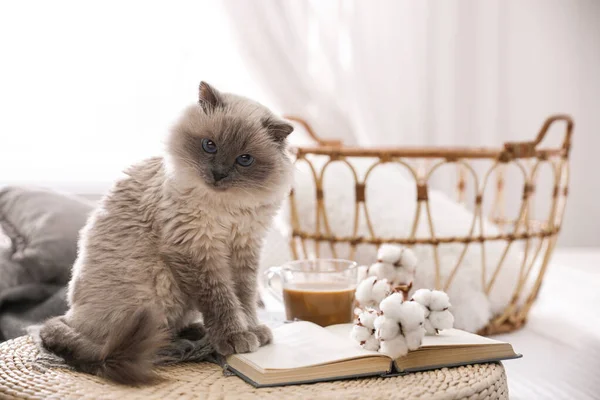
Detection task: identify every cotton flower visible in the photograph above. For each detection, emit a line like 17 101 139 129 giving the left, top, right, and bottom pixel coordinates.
357 308 378 330
355 277 379 307
429 310 454 330
424 319 436 335
430 290 451 311
374 245 419 286
350 324 372 343
354 281 453 357
377 244 405 265
351 311 381 351
397 301 425 332
379 292 404 321
355 276 377 306
374 315 400 340
397 248 418 272
361 335 380 351
373 294 426 355
379 335 409 359
352 309 382 351
356 265 370 283
372 279 392 304
368 262 397 282
404 327 426 351
395 269 415 286
355 276 391 308
411 289 432 306
377 244 418 272
410 288 454 334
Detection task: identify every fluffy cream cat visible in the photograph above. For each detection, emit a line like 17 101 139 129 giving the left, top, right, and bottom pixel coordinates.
36 82 294 384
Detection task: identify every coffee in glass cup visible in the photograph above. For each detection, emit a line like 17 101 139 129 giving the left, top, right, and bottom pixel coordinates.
264 259 358 327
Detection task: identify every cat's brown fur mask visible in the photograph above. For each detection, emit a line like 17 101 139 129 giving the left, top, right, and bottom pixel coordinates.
166 82 294 207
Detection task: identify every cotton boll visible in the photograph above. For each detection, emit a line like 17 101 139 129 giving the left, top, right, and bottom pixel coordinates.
373 315 385 330
379 292 404 321
413 301 430 321
429 310 454 331
395 269 415 285
379 335 409 359
374 315 400 340
368 262 397 282
404 327 425 351
361 335 380 351
350 324 372 343
424 319 436 335
408 248 494 333
411 289 433 307
356 265 370 283
430 290 451 311
357 309 378 330
399 248 418 272
371 279 391 304
377 244 404 264
380 292 404 308
355 276 378 306
397 301 425 332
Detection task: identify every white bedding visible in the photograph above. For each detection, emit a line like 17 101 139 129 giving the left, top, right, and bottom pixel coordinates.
493 249 600 400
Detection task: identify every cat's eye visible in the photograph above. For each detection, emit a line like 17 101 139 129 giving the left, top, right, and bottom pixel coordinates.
201 139 217 154
236 154 254 167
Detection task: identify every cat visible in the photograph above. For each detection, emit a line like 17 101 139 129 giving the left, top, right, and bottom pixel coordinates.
35 82 294 384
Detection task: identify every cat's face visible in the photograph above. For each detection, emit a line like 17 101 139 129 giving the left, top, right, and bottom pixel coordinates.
167 82 294 205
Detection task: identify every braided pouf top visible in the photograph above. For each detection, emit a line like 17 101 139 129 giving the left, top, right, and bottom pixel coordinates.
0 336 508 400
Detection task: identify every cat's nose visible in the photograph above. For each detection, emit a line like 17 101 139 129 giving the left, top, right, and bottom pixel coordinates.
212 169 229 182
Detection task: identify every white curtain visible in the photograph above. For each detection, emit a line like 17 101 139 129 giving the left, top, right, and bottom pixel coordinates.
0 0 271 193
223 0 600 246
222 1 357 144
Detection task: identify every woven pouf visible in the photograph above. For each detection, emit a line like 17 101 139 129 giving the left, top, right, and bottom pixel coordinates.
0 336 508 400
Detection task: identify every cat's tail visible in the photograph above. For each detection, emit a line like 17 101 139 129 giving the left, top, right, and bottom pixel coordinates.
38 309 168 385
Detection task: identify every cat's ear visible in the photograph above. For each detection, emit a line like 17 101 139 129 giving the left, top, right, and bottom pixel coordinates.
198 81 224 113
262 118 294 143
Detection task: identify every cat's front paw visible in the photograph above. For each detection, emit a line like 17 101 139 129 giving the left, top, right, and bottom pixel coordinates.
249 324 272 346
178 322 207 341
213 331 259 355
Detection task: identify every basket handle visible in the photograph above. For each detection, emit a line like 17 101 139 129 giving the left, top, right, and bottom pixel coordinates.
503 114 574 158
283 115 343 147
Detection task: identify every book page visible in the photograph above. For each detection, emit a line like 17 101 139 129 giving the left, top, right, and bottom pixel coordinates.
421 329 506 348
231 321 384 370
325 323 360 342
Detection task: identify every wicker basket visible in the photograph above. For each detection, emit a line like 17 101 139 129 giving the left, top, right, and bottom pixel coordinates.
284 114 573 335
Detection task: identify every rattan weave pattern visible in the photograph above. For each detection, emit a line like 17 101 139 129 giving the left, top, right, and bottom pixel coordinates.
0 336 508 400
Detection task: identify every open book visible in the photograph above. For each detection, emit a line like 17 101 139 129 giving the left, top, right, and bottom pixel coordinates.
225 321 521 387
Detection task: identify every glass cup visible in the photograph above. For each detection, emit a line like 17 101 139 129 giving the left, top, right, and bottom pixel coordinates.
264 259 359 327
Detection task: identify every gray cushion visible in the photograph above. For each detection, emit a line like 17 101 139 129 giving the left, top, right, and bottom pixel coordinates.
0 186 94 285
0 285 68 340
0 247 28 294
